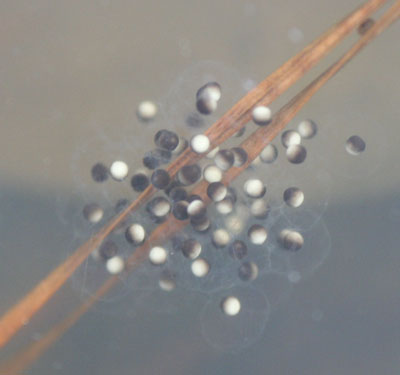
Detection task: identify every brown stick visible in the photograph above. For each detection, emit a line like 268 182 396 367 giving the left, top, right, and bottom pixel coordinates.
0 0 389 350
2 2 398 372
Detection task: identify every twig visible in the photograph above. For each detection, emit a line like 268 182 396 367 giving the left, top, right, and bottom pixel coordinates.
0 0 389 350
1 2 398 371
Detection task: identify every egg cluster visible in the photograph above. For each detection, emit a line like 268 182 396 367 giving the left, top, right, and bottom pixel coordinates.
73 63 363 351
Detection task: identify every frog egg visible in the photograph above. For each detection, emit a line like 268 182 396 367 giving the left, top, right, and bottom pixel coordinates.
168 187 188 202
283 187 304 208
252 105 272 126
137 100 157 121
190 215 210 232
243 179 266 198
297 119 317 139
221 296 241 316
83 203 103 223
187 199 206 218
248 224 268 245
191 258 210 277
216 197 234 215
190 134 210 154
231 147 248 167
125 223 146 245
260 144 278 163
229 240 248 260
214 149 234 171
225 214 245 235
97 240 118 261
154 129 179 151
212 228 231 247
250 199 270 219
196 94 217 115
203 164 223 183
196 81 222 102
110 161 129 181
143 149 172 170
172 200 189 221
196 82 221 115
159 272 176 292
225 204 249 235
150 169 171 189
281 130 301 148
238 262 259 281
106 256 125 275
346 135 366 155
149 246 168 265
212 229 231 248
130 173 150 192
279 229 304 251
178 164 202 186
181 238 202 259
207 182 227 202
146 197 171 218
286 145 307 164
91 163 109 183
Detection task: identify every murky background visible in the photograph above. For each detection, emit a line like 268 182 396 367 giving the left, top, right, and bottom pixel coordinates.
0 0 399 374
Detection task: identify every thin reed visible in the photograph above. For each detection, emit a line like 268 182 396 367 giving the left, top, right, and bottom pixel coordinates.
0 1 398 369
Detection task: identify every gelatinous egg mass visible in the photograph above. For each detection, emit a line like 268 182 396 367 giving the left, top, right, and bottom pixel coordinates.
73 64 334 354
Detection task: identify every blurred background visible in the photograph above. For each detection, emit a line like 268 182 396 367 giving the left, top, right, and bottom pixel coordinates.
0 0 399 374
